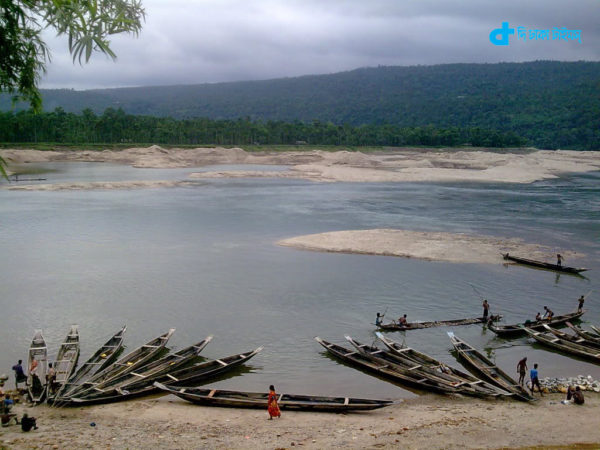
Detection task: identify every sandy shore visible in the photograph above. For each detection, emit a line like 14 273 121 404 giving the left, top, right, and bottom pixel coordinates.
2 147 600 191
1 392 598 449
278 229 584 265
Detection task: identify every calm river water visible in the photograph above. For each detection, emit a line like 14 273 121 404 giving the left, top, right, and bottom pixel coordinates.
1 162 598 399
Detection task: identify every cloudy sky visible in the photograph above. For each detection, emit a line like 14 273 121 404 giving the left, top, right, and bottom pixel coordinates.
40 0 600 90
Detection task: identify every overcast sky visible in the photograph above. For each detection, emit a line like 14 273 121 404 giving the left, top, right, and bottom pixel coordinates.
39 0 600 90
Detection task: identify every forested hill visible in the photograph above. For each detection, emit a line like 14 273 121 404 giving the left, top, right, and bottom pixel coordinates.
2 61 599 149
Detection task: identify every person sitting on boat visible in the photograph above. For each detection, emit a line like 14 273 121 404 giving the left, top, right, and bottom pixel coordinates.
482 300 489 319
375 312 384 326
398 314 408 326
577 295 585 312
535 312 542 322
516 357 528 386
543 306 554 320
46 363 57 395
556 254 562 267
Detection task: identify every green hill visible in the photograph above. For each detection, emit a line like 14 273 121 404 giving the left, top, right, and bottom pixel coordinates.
1 61 598 149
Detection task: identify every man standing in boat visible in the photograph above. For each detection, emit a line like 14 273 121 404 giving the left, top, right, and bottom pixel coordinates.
482 300 490 320
543 306 554 320
375 312 384 326
398 314 408 326
577 295 585 312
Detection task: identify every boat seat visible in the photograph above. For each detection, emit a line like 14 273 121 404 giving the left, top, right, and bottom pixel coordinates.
215 359 228 366
207 389 217 398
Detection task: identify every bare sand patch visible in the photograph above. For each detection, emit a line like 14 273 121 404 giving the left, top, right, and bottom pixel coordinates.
0 393 598 449
2 147 600 188
6 180 196 191
277 229 584 264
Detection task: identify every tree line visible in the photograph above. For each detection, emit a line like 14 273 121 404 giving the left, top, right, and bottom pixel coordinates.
0 108 527 148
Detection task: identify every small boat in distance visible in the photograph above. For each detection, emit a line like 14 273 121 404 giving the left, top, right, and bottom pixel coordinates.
487 310 585 337
154 383 393 412
27 330 48 403
377 315 501 331
502 253 587 275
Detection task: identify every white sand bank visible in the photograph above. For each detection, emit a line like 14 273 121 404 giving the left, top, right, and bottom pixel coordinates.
2 147 600 190
278 229 584 264
1 393 598 449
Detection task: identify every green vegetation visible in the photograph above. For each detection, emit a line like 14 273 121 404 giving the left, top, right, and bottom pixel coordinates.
0 108 526 148
1 61 597 150
0 0 145 112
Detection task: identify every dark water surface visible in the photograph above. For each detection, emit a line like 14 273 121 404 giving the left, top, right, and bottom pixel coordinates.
1 163 598 399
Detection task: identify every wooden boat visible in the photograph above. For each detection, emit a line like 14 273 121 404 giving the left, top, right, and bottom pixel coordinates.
68 347 263 405
315 337 459 395
49 325 80 399
375 332 508 397
591 325 600 337
345 336 504 398
522 327 600 364
84 336 213 395
67 328 175 398
447 332 533 401
487 310 584 337
542 324 600 349
377 315 501 331
565 322 600 344
154 383 393 411
502 253 588 274
27 330 48 403
56 326 127 401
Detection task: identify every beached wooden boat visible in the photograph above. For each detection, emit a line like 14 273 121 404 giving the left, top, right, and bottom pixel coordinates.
83 336 213 396
566 322 600 344
377 315 501 331
522 327 600 364
447 332 533 401
67 328 175 398
315 337 459 395
68 347 263 405
345 336 504 398
375 332 508 396
542 324 600 349
154 383 393 411
487 310 584 337
27 330 49 403
49 325 80 399
502 253 588 274
56 326 127 401
591 325 600 337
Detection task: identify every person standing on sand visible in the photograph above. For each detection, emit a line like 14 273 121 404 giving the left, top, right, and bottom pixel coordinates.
12 360 26 389
516 357 528 386
556 254 562 267
530 363 543 396
267 385 281 420
482 300 489 320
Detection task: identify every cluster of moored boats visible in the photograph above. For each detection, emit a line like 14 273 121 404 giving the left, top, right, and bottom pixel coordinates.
317 309 599 402
24 327 393 412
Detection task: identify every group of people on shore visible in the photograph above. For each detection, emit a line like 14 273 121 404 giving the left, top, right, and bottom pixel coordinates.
516 357 584 404
0 381 38 431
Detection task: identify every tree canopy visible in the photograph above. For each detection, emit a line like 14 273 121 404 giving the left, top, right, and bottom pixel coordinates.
0 0 145 178
0 0 145 112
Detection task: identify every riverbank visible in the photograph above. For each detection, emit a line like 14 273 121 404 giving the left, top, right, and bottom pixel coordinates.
2 147 600 189
278 229 585 265
0 392 598 449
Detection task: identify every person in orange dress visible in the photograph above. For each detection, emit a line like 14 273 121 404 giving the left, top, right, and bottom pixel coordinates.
267 385 281 419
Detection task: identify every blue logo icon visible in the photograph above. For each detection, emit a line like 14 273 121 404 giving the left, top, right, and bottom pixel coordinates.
489 22 515 45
